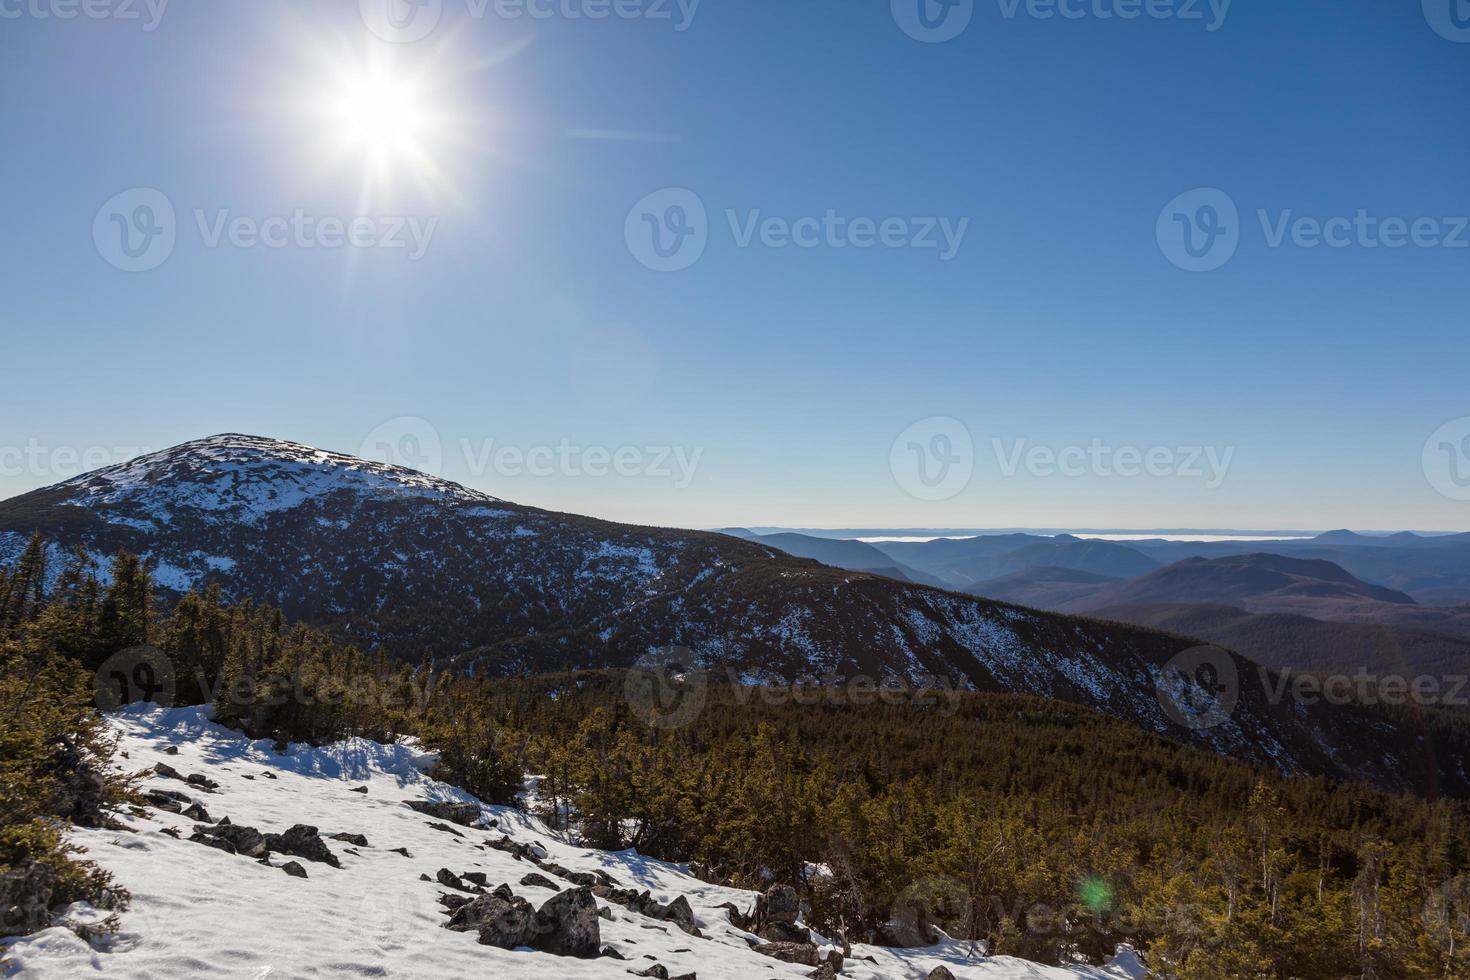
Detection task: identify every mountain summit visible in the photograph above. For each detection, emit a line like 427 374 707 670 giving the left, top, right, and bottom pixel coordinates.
55 434 496 527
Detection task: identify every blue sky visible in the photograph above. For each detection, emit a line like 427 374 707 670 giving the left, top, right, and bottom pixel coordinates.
3 0 1468 530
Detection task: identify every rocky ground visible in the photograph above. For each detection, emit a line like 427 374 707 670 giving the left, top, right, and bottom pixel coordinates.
0 705 1147 980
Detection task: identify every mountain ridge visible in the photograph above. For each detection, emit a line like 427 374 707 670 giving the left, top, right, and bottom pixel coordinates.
3 434 1468 797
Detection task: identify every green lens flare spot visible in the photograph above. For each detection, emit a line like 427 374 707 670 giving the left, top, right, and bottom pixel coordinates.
1077 875 1114 914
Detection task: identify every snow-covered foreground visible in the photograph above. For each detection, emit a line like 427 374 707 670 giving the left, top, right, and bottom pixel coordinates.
3 706 1148 980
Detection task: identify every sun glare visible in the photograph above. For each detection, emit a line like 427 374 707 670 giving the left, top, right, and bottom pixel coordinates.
327 67 428 162
298 46 464 206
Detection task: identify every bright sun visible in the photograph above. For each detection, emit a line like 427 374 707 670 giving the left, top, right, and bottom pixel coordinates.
300 47 460 204
327 67 429 162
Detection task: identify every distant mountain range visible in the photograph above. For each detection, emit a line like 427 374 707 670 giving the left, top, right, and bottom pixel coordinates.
725 530 1470 682
4 434 1468 797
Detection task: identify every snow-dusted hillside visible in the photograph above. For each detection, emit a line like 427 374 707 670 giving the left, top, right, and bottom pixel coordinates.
59 434 497 524
1 707 1146 980
0 433 1464 797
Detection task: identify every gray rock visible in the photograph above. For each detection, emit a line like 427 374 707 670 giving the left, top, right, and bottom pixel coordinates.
445 892 535 950
520 872 561 891
329 832 368 847
659 895 700 937
281 861 307 878
760 921 811 944
753 942 821 967
763 884 800 925
195 822 268 858
263 825 340 868
926 969 956 980
144 789 186 813
529 886 601 958
189 829 236 854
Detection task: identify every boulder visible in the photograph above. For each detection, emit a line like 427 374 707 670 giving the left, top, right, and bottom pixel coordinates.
281 861 307 878
329 832 368 847
436 868 467 891
808 964 837 980
753 942 821 967
462 871 488 887
529 886 601 958
189 829 236 854
520 872 561 891
194 822 268 858
263 825 340 868
878 917 938 948
350 786 368 794
659 895 699 936
446 892 536 950
182 803 212 823
927 969 957 980
763 884 800 925
760 921 811 944
715 902 751 929
144 790 186 813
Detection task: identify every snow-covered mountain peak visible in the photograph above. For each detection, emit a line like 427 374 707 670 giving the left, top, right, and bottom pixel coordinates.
56 433 498 525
